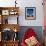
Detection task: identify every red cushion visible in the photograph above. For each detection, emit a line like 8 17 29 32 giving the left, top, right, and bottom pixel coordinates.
21 28 41 46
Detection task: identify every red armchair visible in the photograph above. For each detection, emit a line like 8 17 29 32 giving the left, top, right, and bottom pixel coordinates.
21 28 41 46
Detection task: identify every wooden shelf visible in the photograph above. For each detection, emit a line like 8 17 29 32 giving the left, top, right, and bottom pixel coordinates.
0 7 19 46
0 24 20 32
1 40 19 46
0 7 19 10
0 7 19 24
0 7 19 15
2 40 19 42
3 41 18 46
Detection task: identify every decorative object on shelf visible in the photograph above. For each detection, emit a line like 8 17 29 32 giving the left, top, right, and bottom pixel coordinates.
14 28 17 32
15 0 17 7
5 18 8 24
2 10 9 15
1 28 13 41
25 7 36 20
1 28 19 41
13 32 18 41
2 16 8 24
13 28 18 40
9 10 17 15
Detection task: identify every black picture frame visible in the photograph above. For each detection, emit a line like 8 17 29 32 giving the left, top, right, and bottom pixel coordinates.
25 7 36 20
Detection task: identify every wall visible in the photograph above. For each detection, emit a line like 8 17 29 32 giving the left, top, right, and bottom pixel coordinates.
17 0 44 26
0 0 15 7
0 0 44 26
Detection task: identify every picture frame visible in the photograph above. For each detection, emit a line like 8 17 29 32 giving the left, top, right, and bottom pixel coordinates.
2 10 9 15
25 7 36 20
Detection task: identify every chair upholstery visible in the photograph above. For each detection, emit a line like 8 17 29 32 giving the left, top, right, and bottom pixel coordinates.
21 28 41 46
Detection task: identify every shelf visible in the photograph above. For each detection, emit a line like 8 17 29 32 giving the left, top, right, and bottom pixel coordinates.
0 7 19 46
1 15 18 24
2 40 19 46
0 7 19 24
2 40 19 43
0 24 20 32
0 7 19 15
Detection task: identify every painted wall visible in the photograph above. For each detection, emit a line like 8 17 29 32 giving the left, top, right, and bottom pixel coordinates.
17 0 44 26
0 0 15 7
0 0 44 26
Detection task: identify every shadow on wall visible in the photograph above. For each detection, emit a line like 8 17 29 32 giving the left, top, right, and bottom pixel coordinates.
18 26 43 44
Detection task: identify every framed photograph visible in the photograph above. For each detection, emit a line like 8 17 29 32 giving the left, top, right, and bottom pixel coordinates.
25 7 36 20
2 10 9 15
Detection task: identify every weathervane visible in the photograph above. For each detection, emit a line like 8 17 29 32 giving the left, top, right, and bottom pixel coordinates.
15 0 17 7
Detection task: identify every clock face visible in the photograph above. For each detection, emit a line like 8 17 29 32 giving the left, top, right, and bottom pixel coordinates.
2 10 9 15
